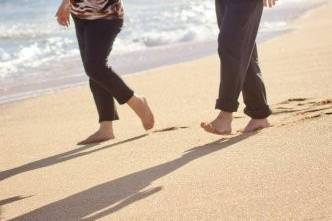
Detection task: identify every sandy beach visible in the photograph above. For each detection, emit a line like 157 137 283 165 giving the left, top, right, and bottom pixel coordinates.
1 2 332 220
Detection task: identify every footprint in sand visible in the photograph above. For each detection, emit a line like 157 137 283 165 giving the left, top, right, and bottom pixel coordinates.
271 98 332 126
151 99 331 133
153 126 189 133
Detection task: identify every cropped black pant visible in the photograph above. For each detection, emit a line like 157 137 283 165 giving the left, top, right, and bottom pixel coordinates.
215 0 272 119
73 16 134 122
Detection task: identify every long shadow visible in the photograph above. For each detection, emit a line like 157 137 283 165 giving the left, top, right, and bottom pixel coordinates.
9 133 255 221
0 134 148 181
0 196 32 221
0 196 32 206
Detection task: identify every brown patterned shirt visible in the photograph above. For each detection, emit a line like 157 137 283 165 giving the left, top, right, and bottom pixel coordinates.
70 0 124 20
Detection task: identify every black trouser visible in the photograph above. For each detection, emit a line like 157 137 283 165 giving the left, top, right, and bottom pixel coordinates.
215 0 272 119
73 16 134 122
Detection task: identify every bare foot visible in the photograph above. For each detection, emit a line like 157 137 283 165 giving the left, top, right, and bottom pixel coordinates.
241 118 270 133
127 95 154 130
201 112 233 135
77 121 115 145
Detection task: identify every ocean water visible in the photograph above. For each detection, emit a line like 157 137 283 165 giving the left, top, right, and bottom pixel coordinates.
0 0 328 104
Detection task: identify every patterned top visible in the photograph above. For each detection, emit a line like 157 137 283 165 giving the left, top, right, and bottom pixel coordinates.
70 0 124 20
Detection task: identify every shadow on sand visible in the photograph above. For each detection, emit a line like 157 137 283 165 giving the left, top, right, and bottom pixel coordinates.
0 196 32 207
0 134 148 182
9 132 255 221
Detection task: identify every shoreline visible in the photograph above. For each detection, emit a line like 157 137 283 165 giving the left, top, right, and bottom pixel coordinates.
0 0 327 106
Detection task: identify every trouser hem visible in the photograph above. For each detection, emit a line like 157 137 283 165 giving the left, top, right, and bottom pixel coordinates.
215 98 239 112
117 90 134 105
98 116 119 123
244 106 272 119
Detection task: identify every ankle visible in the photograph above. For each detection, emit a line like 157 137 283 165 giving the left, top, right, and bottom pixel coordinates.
218 111 233 120
99 121 113 130
127 95 141 108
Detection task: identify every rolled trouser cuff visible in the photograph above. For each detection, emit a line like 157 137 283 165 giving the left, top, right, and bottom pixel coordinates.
99 114 119 123
98 111 120 123
215 98 239 112
244 106 272 119
116 89 134 105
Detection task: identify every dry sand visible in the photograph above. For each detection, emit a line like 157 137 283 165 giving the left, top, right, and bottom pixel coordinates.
1 2 332 221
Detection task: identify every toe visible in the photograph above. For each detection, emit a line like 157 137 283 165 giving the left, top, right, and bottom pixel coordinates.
200 122 207 128
205 124 215 133
200 122 209 130
202 123 217 134
144 123 154 130
77 137 106 145
142 98 155 130
77 139 90 145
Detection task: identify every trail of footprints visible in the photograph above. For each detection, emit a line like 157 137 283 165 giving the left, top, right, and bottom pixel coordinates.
272 98 332 126
150 98 331 134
